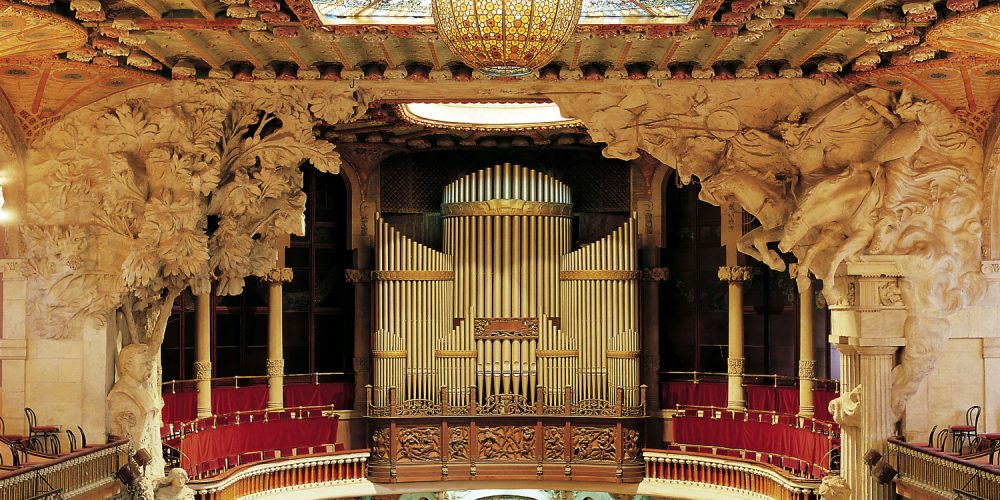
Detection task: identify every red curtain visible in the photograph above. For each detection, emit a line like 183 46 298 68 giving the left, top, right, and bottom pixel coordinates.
162 391 197 425
671 411 833 477
661 381 727 408
284 383 353 409
813 390 837 422
179 415 340 474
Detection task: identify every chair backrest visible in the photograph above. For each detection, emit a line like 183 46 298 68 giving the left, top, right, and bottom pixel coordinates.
967 406 982 430
0 416 5 435
66 429 77 453
926 425 938 446
936 428 951 451
24 408 37 428
77 426 87 447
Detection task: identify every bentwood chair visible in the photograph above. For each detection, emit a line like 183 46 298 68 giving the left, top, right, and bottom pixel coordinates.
24 407 60 454
949 405 981 454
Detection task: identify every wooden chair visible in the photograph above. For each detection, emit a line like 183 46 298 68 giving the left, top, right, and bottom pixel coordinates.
24 407 60 454
949 405 981 454
65 429 77 453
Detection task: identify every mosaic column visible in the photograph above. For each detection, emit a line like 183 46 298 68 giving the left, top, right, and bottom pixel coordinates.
719 266 752 411
195 293 212 418
266 268 293 410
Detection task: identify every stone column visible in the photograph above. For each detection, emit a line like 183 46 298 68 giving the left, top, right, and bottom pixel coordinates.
0 259 27 434
194 293 212 418
345 269 372 412
719 266 752 410
828 259 907 500
641 266 669 413
797 272 815 418
265 268 293 410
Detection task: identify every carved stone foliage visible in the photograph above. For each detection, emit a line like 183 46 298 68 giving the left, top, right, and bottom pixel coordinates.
397 426 441 462
478 426 536 461
622 427 640 460
449 427 469 460
23 81 368 340
370 427 389 461
818 473 852 500
552 85 983 419
727 357 746 376
543 426 564 461
572 426 615 462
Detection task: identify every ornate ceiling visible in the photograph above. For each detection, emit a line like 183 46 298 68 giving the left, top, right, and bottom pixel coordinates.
0 0 997 142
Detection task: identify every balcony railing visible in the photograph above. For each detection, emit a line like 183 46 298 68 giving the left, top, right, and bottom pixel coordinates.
660 370 840 392
161 371 352 392
0 439 130 500
367 385 647 417
643 449 822 500
187 450 368 500
889 438 1000 499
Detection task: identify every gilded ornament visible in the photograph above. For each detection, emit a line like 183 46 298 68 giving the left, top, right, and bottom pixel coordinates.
727 357 745 375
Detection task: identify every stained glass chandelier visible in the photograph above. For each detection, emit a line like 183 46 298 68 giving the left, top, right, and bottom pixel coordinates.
432 0 583 77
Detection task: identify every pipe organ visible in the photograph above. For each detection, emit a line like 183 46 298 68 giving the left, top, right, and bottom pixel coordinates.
371 163 642 412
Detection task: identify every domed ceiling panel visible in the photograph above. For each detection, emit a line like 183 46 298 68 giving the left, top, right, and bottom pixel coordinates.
0 4 87 59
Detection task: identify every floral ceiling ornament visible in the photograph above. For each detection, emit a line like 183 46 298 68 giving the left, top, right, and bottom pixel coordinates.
432 0 583 77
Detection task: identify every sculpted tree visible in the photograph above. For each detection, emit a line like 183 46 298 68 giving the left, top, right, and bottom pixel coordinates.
22 81 366 495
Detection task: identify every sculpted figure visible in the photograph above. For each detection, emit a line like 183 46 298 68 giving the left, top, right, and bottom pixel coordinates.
818 473 852 500
828 384 862 428
154 468 195 500
108 343 158 443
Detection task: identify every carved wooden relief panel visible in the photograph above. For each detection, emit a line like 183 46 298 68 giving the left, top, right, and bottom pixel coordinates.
543 426 565 461
572 426 616 462
478 425 536 461
397 426 441 462
449 427 469 459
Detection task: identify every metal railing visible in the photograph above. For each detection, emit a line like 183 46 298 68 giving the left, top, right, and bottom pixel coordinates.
187 450 368 500
161 404 338 441
889 438 1000 500
661 370 840 392
161 371 352 393
674 404 838 435
0 439 130 500
643 449 821 500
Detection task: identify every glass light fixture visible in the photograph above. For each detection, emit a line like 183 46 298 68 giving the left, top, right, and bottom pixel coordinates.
431 0 583 77
399 101 580 130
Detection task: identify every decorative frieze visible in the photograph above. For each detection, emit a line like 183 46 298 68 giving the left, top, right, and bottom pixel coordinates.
440 200 573 218
372 270 453 281
640 267 670 282
727 357 746 376
797 359 816 379
559 270 639 281
265 358 284 377
194 361 212 380
343 269 371 283
718 266 753 282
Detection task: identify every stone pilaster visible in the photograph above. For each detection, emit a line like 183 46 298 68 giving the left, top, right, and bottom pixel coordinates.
345 269 372 411
265 267 292 410
641 266 669 412
829 259 907 500
719 265 752 410
0 259 26 434
195 293 212 418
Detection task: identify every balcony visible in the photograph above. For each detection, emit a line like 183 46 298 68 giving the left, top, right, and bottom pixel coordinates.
889 438 1000 499
366 386 647 483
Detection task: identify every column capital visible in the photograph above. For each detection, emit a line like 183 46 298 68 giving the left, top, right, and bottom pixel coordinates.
718 266 753 283
194 361 212 380
266 358 285 377
727 357 745 375
640 267 670 282
982 260 1000 280
264 267 293 284
0 259 25 279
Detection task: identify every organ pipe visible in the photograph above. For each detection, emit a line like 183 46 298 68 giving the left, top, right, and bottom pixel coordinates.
372 164 640 412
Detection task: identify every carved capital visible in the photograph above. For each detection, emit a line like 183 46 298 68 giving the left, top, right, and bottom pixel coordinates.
194 361 212 380
266 358 284 377
640 267 670 282
718 266 753 283
982 260 1000 280
0 259 26 279
344 269 371 283
727 357 745 375
353 356 371 373
264 267 293 284
797 359 816 379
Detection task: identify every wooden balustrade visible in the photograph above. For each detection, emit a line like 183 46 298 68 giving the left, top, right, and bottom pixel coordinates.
643 450 821 500
889 438 1000 499
188 450 368 500
0 439 130 500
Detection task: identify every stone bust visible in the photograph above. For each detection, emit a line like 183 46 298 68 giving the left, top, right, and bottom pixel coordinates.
107 343 157 442
154 467 195 500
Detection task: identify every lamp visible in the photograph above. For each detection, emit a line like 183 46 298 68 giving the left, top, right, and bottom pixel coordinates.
116 462 140 486
432 0 583 77
133 448 153 467
873 460 898 484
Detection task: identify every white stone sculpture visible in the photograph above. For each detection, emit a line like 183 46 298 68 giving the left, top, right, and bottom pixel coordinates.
154 468 195 500
818 473 852 500
23 81 369 493
550 85 983 420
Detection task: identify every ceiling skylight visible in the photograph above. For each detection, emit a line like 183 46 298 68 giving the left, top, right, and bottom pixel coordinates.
310 0 699 25
398 102 581 131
